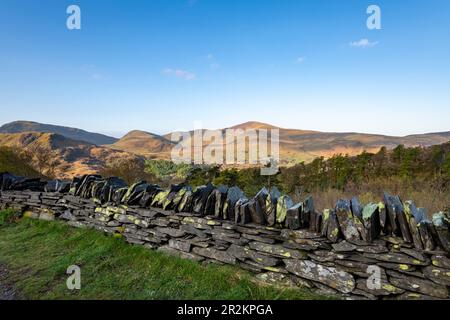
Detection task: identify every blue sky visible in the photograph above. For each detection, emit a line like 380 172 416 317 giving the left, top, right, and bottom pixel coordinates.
0 0 449 137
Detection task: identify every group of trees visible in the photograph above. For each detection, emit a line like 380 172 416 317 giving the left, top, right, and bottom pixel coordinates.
97 143 450 199
278 143 450 195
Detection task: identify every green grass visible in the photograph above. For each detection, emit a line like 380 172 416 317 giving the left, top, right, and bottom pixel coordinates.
0 210 329 300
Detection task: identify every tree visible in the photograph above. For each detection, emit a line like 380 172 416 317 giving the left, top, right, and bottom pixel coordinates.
100 158 154 185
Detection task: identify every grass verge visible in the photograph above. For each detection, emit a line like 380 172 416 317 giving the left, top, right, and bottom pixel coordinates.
0 210 329 300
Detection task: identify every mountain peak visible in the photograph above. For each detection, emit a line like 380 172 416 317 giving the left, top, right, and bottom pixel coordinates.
228 121 280 130
0 120 118 145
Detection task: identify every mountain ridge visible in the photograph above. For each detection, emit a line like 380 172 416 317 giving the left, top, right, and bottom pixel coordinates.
0 121 118 145
1 120 450 167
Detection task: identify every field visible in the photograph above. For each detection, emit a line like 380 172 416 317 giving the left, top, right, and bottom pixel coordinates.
0 210 328 300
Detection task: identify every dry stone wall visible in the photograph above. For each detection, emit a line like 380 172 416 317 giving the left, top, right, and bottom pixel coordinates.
0 173 449 300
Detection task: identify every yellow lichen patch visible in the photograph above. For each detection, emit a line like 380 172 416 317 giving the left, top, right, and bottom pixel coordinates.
331 228 339 237
382 284 397 292
399 264 409 271
23 211 34 218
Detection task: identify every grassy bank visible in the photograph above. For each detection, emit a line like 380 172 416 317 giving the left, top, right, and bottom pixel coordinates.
0 210 327 300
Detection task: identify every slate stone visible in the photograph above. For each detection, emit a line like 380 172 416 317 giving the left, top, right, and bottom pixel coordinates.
286 202 302 230
417 220 436 251
376 262 416 273
158 246 205 262
335 199 361 241
212 185 228 218
265 187 281 226
192 247 236 265
249 241 307 259
398 247 428 262
247 199 265 225
227 244 280 267
222 186 245 221
361 203 381 242
432 212 450 252
320 209 331 238
431 254 450 269
404 201 424 250
326 210 341 242
280 229 322 240
284 259 355 294
282 240 320 251
168 239 191 252
393 292 445 300
156 227 185 238
422 265 450 286
355 245 389 254
308 251 347 263
388 271 449 298
332 241 357 252
242 233 275 244
276 195 294 225
334 260 371 275
356 278 404 296
363 252 429 266
234 198 250 224
177 189 193 213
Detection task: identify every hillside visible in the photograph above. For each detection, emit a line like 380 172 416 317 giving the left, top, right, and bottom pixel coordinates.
0 132 139 179
0 121 118 145
108 130 175 159
145 121 450 165
2 120 450 168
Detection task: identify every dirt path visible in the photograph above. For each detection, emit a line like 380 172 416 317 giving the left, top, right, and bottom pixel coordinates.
0 265 23 300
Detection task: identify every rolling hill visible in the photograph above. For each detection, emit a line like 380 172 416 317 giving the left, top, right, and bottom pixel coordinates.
1 120 450 173
0 132 139 179
0 121 118 145
108 130 175 159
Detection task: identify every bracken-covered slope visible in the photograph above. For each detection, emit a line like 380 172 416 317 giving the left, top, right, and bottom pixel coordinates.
0 121 118 145
108 130 175 159
2 120 450 167
0 132 139 179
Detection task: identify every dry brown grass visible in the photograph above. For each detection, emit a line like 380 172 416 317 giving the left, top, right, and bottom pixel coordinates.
293 178 450 216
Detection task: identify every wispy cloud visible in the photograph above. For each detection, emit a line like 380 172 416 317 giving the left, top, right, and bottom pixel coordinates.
162 68 196 80
349 38 379 48
206 53 220 70
296 56 306 64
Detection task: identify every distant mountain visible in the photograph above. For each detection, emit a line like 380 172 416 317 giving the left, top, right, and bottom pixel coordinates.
0 132 139 179
115 121 450 165
0 121 118 145
2 120 449 172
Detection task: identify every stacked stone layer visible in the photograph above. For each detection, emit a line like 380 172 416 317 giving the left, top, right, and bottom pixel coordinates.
1 187 449 300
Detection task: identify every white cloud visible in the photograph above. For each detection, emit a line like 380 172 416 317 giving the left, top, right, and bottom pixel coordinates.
163 68 196 80
349 38 379 48
296 57 306 63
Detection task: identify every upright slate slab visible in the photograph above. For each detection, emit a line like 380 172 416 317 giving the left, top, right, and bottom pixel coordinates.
335 199 361 241
265 187 281 226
